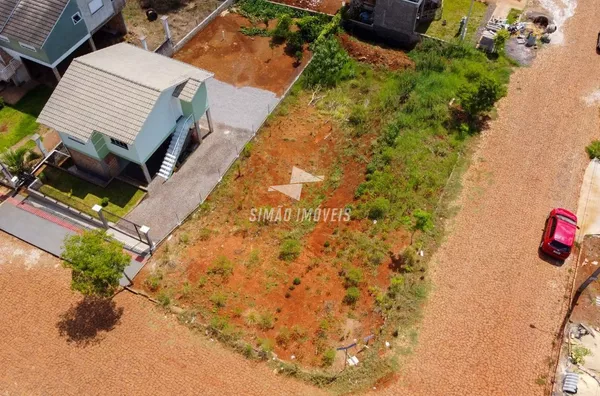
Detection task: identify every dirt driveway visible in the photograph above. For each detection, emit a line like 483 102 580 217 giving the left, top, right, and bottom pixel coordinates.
377 0 600 394
0 232 322 395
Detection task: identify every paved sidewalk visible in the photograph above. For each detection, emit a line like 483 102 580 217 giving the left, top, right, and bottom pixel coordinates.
0 197 145 286
577 159 600 241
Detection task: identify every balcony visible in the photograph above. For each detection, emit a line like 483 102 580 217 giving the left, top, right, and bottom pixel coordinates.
0 58 22 82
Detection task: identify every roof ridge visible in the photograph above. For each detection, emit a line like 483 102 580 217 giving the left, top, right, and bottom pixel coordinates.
74 58 178 93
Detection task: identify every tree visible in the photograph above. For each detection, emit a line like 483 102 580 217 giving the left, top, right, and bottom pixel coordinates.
494 30 510 54
303 37 354 88
0 147 41 177
411 209 433 244
62 230 131 298
271 14 292 44
457 77 504 121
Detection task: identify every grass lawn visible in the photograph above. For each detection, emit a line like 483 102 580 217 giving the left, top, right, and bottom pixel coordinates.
506 8 522 24
417 0 488 43
39 167 145 218
0 86 52 151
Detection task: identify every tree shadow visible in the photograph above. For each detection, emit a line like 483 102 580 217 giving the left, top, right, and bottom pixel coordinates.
56 296 124 346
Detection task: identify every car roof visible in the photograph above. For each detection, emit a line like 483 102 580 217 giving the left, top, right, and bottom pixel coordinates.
553 217 576 246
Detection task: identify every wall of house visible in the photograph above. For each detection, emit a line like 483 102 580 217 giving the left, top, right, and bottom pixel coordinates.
75 0 115 33
103 134 142 164
133 88 183 164
181 83 209 119
373 0 420 34
43 0 91 65
59 131 102 160
0 41 51 65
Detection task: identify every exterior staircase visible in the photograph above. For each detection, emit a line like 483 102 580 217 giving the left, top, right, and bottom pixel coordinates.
158 115 194 180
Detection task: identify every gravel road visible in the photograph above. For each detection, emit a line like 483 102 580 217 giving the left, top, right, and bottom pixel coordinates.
0 233 324 395
378 0 600 394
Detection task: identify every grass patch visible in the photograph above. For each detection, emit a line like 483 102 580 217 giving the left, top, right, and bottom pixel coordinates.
0 86 52 151
506 8 522 25
38 167 145 217
417 0 488 43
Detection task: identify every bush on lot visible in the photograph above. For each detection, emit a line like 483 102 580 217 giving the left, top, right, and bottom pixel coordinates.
458 76 505 120
210 291 228 308
100 197 109 207
303 37 355 88
344 267 363 288
368 197 390 220
279 239 302 261
586 140 600 159
258 311 275 330
344 287 360 305
271 14 292 44
208 255 234 278
296 15 325 43
322 348 336 367
285 31 304 63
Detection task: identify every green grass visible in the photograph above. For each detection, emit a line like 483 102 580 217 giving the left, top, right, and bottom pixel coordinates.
0 86 52 151
506 8 522 25
38 167 145 217
417 0 488 43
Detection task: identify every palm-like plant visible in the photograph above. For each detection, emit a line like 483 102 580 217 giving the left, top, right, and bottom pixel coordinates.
0 147 41 177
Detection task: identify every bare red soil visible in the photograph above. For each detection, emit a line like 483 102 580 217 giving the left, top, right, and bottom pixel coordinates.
339 34 415 71
175 13 309 96
137 91 406 367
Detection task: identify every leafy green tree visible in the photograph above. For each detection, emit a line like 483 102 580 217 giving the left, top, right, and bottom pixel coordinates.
494 30 510 54
586 140 600 159
304 37 354 88
0 147 41 177
411 209 433 244
61 230 130 298
457 77 504 120
271 14 292 44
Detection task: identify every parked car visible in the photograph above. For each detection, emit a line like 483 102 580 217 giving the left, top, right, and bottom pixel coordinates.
540 208 578 260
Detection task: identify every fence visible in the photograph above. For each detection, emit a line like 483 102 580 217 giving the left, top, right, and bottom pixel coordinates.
103 208 146 242
173 0 236 52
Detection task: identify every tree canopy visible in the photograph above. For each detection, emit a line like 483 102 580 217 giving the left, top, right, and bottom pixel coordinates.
62 230 130 298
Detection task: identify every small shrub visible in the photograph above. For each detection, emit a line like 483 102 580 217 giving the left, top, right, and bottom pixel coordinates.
259 338 275 353
144 272 162 291
303 37 354 88
322 348 336 367
296 15 323 42
179 232 190 244
210 291 228 308
285 291 291 298
276 327 291 346
291 325 307 341
494 30 510 54
368 197 390 220
285 31 304 63
258 311 275 330
181 281 191 297
198 228 212 241
271 14 292 43
293 277 301 285
245 310 259 326
586 140 600 159
239 26 269 37
279 239 302 261
344 267 363 288
196 276 207 288
344 287 360 305
242 142 254 158
571 346 591 365
208 255 234 278
458 77 505 120
243 343 255 358
100 197 109 207
157 291 171 307
246 249 260 267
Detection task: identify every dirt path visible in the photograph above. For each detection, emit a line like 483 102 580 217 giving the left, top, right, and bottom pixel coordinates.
376 0 600 394
0 232 324 395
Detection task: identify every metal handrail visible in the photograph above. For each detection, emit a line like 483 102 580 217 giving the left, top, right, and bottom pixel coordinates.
170 114 194 158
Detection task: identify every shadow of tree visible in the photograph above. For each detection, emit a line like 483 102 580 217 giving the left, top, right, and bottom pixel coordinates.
57 296 124 346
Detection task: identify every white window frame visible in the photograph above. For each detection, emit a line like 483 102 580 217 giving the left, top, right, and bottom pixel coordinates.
72 12 82 25
0 35 9 43
18 42 36 52
88 0 103 14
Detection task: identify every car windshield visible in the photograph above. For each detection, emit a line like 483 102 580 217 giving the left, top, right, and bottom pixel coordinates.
556 214 577 226
550 240 571 252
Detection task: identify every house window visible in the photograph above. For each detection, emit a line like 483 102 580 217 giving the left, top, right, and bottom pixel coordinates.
110 138 128 150
88 0 103 14
0 35 9 43
19 42 36 52
72 12 82 25
68 136 86 145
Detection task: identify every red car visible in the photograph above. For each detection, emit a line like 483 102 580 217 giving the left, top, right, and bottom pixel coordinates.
540 208 578 260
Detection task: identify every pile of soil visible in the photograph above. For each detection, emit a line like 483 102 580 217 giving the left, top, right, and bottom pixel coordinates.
338 34 414 70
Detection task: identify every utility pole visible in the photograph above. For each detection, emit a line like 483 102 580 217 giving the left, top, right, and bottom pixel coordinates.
461 0 476 42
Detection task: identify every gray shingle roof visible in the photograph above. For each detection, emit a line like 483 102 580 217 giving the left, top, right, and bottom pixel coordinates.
38 43 213 145
0 0 69 47
174 78 202 102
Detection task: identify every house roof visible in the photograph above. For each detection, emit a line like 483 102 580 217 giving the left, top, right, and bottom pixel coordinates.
0 0 70 47
37 43 213 145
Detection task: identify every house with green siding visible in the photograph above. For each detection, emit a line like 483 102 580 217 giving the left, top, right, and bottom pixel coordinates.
0 0 127 84
37 43 214 184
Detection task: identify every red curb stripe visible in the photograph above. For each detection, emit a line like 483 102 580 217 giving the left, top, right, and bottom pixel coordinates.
6 199 82 234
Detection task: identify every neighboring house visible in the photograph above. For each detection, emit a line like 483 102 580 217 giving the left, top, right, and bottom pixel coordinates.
0 0 127 84
348 0 442 43
38 43 215 184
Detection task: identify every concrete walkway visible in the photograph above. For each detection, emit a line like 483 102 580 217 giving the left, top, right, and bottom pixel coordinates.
125 78 280 241
577 159 600 241
0 197 145 286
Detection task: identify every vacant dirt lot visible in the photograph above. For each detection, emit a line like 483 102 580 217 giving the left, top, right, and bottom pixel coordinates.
376 0 600 394
174 13 309 95
0 232 322 395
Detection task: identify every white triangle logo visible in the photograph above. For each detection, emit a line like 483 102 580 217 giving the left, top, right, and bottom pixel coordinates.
290 166 324 184
268 167 325 201
268 184 304 201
